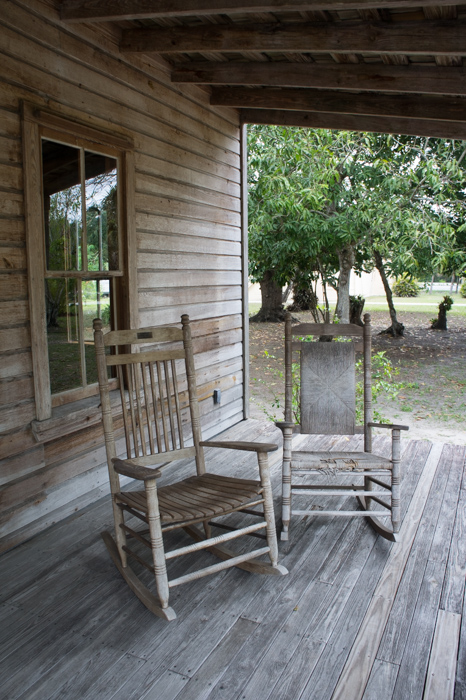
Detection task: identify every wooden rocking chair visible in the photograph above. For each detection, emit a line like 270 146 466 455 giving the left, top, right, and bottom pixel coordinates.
277 312 408 543
93 315 287 621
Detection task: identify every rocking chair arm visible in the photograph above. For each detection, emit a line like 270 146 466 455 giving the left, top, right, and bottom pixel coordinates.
199 440 278 454
368 422 409 431
112 458 162 481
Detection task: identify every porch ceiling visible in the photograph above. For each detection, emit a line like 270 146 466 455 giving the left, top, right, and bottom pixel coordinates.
60 0 466 138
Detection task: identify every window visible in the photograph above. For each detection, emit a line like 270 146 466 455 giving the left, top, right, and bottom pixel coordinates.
23 105 135 422
43 138 119 396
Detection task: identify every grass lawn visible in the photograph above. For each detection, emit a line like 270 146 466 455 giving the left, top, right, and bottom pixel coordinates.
365 291 466 315
250 290 466 317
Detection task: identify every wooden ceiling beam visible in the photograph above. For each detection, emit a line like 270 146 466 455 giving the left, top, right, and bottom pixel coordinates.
172 61 466 96
211 87 466 122
121 19 466 56
60 0 462 22
240 108 466 139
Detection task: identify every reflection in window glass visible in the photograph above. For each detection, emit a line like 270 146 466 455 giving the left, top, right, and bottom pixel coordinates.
85 152 119 271
46 279 112 394
46 278 81 394
42 141 82 272
41 137 120 398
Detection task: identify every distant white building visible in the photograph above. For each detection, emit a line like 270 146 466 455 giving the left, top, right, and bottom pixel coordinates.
249 269 387 304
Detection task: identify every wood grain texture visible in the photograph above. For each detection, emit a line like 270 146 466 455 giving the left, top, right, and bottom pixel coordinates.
455 592 466 700
377 442 454 666
173 61 466 97
0 0 243 547
391 561 447 700
424 609 461 700
61 0 463 22
439 449 466 615
241 108 466 141
0 431 464 698
331 442 443 700
213 87 466 123
361 659 400 700
122 19 466 55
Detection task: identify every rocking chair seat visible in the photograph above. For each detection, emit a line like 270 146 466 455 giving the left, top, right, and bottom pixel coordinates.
291 451 393 471
118 473 264 523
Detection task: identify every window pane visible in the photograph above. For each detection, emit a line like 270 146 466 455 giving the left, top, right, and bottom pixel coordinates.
42 140 82 272
85 152 119 271
82 280 111 386
46 278 112 394
46 278 82 394
82 279 111 341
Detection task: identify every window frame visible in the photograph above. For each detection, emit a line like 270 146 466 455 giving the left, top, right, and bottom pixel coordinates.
22 103 137 422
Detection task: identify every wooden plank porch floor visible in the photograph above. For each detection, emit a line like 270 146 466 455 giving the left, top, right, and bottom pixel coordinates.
0 419 465 700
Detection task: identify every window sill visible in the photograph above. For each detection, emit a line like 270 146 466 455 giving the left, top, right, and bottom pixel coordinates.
31 393 106 443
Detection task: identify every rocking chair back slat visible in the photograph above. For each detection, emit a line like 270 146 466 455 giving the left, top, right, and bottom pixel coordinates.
157 360 170 452
148 363 163 453
163 360 177 451
291 322 364 337
94 322 193 470
117 365 132 459
172 359 185 450
103 326 184 347
141 363 155 455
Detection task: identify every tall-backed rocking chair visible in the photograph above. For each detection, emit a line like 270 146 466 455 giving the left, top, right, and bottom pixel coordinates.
94 315 287 621
277 312 408 543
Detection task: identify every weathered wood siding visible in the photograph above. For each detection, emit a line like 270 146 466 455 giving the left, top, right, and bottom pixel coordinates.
0 0 244 551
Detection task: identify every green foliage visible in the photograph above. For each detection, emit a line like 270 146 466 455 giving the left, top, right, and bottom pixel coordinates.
247 127 466 317
355 352 401 423
460 282 466 298
247 126 342 290
101 304 111 325
442 294 454 311
391 276 420 297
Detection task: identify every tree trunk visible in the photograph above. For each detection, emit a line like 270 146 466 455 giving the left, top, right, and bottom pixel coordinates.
432 306 448 330
288 283 317 312
431 295 453 330
250 269 287 322
349 295 365 326
373 249 405 337
282 283 292 305
335 244 355 323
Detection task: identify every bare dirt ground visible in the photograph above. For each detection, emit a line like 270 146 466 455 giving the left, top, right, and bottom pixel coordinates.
249 310 466 445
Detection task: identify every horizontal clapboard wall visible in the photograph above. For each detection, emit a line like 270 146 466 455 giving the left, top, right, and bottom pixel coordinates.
0 0 244 551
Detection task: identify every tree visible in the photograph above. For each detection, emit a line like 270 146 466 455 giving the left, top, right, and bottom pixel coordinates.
248 126 342 321
364 135 466 333
431 295 454 330
248 127 466 329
